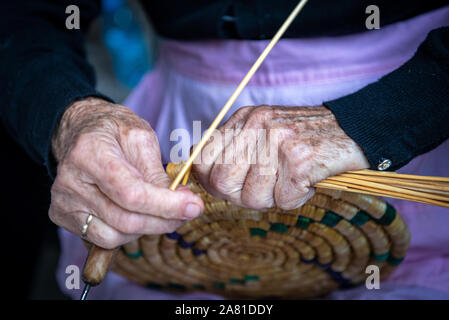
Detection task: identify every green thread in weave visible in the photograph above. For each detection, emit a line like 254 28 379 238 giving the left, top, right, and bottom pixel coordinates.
320 211 342 227
213 282 226 289
372 251 390 261
350 210 370 226
388 255 405 266
230 278 245 285
296 216 311 229
125 249 142 259
376 203 397 226
244 275 259 281
250 228 267 237
270 222 289 233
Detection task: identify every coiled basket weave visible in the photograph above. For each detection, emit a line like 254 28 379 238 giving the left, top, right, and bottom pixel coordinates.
111 162 411 299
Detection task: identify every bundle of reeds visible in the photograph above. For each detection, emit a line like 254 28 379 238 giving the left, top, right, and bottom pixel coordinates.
315 170 449 208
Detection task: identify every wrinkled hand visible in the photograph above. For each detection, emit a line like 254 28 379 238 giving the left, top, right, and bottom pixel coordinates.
50 97 204 249
193 105 369 210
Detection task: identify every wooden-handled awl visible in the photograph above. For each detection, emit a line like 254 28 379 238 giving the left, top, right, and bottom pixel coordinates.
79 0 311 300
80 245 118 300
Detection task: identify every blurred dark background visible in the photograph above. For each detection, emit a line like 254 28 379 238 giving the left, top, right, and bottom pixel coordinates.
1 0 156 299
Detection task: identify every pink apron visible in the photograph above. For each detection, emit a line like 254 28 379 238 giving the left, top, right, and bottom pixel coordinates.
57 6 449 299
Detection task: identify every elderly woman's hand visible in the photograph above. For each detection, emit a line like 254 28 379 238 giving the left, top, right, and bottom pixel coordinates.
49 97 204 249
193 105 369 210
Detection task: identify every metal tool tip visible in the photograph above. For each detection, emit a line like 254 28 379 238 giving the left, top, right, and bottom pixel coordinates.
80 283 91 300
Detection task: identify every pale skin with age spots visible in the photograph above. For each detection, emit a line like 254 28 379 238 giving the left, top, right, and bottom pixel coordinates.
193 105 370 210
49 99 368 249
49 97 204 249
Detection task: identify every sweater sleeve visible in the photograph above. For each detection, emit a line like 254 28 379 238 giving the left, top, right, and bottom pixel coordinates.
0 0 112 178
324 27 449 171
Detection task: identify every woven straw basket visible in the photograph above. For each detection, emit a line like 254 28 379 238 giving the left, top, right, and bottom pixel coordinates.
111 162 410 299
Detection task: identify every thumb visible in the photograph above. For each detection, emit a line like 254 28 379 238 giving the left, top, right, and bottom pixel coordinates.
122 128 204 218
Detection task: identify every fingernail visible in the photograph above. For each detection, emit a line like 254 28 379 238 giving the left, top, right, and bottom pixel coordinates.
184 203 201 218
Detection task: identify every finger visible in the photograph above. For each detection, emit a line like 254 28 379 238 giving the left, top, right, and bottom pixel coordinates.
80 181 185 234
274 156 315 210
49 195 136 249
241 165 277 209
207 107 273 204
194 106 254 187
119 128 205 221
208 127 257 204
241 163 278 210
240 124 280 208
76 212 138 249
119 128 172 187
84 153 204 220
